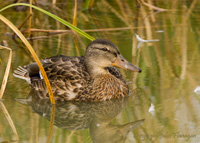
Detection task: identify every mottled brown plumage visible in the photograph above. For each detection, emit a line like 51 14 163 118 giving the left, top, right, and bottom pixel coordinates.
13 39 141 101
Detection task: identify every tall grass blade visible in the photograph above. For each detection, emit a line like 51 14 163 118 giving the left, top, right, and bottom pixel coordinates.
0 3 95 41
0 101 19 140
0 14 55 104
0 45 12 99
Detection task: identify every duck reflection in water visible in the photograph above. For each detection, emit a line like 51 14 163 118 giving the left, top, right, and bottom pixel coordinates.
18 90 144 143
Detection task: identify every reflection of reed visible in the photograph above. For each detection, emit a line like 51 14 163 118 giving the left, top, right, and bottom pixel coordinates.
129 1 200 142
140 0 168 12
46 104 55 143
101 0 130 27
180 7 187 80
0 101 19 142
180 0 197 79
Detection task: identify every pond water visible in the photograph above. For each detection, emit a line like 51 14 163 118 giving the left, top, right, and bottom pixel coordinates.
1 0 200 143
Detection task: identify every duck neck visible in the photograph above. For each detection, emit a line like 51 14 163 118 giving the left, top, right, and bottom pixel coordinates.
84 58 109 78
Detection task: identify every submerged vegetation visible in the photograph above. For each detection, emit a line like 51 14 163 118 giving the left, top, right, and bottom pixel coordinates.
0 0 200 142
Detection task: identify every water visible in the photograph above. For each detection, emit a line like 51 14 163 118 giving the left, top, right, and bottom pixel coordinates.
0 0 200 143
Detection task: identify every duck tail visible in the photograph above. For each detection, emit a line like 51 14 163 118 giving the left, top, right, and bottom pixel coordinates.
13 66 31 84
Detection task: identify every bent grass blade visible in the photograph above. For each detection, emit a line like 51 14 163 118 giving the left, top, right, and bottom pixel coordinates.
0 3 95 41
0 14 55 104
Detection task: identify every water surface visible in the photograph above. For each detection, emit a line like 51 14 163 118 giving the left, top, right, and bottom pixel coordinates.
0 0 200 143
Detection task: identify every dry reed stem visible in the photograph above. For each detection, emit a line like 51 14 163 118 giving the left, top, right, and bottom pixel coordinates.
52 0 56 6
185 0 197 20
116 0 133 26
140 4 152 40
20 25 166 34
146 0 156 22
0 45 12 99
46 104 55 143
18 22 183 40
72 0 77 27
131 36 139 90
90 0 95 8
18 14 32 30
24 22 183 34
12 0 33 38
72 0 81 56
0 102 19 140
73 36 81 56
0 14 55 104
140 0 168 11
12 14 31 38
28 0 33 38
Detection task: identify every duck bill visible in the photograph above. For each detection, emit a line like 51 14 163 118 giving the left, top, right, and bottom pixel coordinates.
112 55 141 72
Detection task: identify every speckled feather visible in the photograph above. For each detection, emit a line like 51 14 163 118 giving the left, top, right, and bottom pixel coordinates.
15 55 128 101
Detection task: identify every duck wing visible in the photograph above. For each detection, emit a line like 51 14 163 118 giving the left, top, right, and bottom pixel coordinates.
13 55 91 100
14 55 85 80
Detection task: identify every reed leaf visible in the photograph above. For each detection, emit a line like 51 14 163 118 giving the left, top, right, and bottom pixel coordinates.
0 3 95 41
0 45 12 99
0 14 55 104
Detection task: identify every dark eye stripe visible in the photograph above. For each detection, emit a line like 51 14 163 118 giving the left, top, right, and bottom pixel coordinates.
93 47 117 57
94 47 109 52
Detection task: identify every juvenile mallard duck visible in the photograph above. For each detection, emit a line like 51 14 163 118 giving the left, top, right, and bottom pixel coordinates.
13 39 141 101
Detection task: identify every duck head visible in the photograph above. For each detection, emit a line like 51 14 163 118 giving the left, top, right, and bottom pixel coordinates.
84 39 141 77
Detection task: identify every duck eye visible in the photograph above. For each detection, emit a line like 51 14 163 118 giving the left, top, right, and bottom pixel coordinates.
102 47 108 51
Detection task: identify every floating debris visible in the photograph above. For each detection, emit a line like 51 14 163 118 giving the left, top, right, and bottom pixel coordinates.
194 86 200 94
42 113 46 117
148 103 155 116
135 34 159 43
96 124 100 127
156 30 164 33
135 34 159 48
